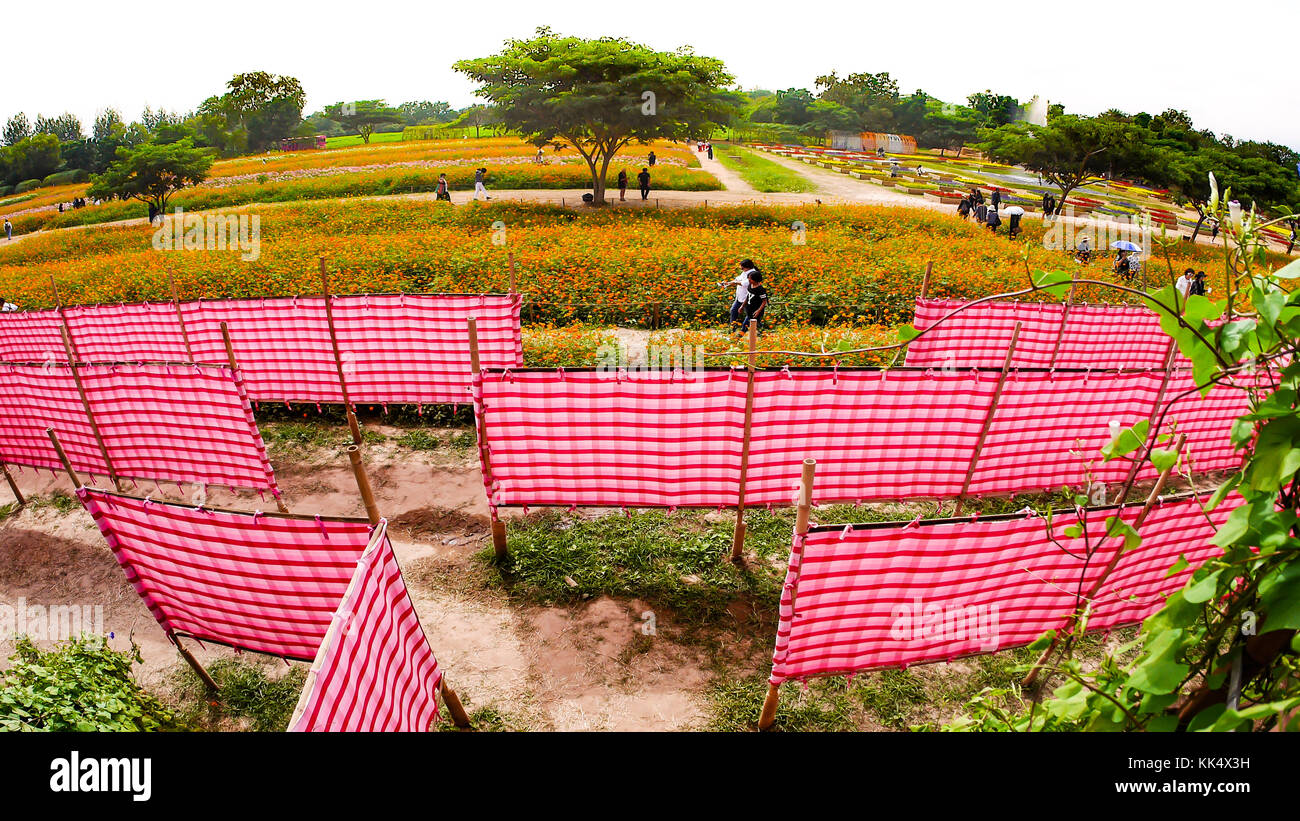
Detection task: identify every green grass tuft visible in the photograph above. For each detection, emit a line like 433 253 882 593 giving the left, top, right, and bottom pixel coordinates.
715 145 819 193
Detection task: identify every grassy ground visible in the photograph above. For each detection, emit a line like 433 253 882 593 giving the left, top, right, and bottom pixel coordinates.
715 144 818 193
325 132 405 148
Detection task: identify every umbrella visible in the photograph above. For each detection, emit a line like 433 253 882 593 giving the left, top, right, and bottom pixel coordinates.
1111 240 1141 251
1003 206 1025 216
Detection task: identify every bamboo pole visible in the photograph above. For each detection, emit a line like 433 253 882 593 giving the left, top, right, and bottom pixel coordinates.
46 428 81 488
169 271 195 363
507 251 517 294
468 318 508 559
954 321 1022 515
731 320 758 561
48 275 61 308
173 635 220 693
221 322 290 513
59 323 120 491
1022 433 1187 688
919 260 934 300
1 462 23 507
346 445 381 527
440 679 472 728
1117 338 1180 503
319 257 360 445
1046 279 1078 370
759 458 816 731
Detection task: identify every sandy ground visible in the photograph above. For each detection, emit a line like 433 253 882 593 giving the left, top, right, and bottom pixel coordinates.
0 427 715 731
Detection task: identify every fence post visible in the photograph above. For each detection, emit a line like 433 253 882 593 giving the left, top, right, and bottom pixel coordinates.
45 427 81 488
173 634 220 693
1118 337 1180 502
1 462 23 507
169 271 196 363
954 321 1022 515
440 679 473 728
346 445 381 527
731 320 758 562
469 318 508 559
221 322 290 513
920 260 934 300
1046 279 1078 370
759 457 815 731
319 257 360 445
59 323 120 492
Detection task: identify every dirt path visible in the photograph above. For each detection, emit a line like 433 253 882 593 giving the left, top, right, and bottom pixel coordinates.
691 145 758 195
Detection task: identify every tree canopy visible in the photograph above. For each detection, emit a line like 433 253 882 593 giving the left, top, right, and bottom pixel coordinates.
87 139 213 214
454 27 739 203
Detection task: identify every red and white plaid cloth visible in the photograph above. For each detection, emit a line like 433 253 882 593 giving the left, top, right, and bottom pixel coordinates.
0 293 522 406
289 521 443 732
0 363 279 492
78 489 375 660
479 368 1249 510
905 299 1173 369
769 494 1236 684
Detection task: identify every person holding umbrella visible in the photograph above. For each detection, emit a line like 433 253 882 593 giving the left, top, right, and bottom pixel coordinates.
1004 205 1025 238
1112 240 1142 283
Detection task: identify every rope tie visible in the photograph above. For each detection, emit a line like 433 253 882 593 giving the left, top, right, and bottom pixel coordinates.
314 514 328 538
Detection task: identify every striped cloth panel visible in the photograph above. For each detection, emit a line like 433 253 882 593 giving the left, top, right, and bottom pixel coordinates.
479 368 1249 510
78 490 374 660
289 521 443 732
0 363 279 492
769 495 1235 684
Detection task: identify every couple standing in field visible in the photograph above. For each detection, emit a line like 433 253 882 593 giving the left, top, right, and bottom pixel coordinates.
433 168 491 202
718 259 769 335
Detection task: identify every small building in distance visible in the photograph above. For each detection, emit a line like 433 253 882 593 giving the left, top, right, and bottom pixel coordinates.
828 131 918 154
279 135 329 152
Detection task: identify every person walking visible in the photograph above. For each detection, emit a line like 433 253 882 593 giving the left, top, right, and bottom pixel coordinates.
742 270 769 335
975 201 988 224
990 189 1001 210
1288 225 1297 255
148 202 158 225
706 142 713 160
957 198 971 220
1209 218 1220 242
718 259 756 331
474 167 491 200
1041 191 1052 215
648 150 656 167
617 169 628 201
436 173 451 202
637 167 651 201
3 219 10 241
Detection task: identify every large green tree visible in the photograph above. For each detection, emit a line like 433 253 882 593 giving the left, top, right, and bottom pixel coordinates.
87 139 213 215
455 28 739 204
980 115 1129 214
324 100 404 144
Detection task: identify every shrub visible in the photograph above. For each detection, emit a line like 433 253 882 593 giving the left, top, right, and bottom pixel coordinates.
14 179 43 194
0 636 182 731
42 169 86 186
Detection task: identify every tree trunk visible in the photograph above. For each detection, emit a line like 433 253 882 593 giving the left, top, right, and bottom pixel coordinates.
1191 211 1206 242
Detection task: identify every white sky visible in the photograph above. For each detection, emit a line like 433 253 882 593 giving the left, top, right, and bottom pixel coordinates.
5 0 1298 151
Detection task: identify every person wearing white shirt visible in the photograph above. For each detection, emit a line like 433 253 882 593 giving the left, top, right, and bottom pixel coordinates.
718 259 756 331
1 299 17 312
1176 268 1195 297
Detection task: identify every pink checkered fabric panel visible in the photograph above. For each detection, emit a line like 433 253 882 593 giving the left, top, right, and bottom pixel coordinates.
76 364 278 491
290 522 443 732
966 371 1162 494
181 298 340 403
769 495 1233 683
480 369 747 508
0 364 108 477
745 369 997 504
905 299 1172 369
332 294 522 406
78 489 374 660
0 311 65 363
1146 372 1254 477
63 303 191 362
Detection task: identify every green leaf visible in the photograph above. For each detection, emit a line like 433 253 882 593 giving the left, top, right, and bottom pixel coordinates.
1100 420 1149 461
1033 269 1073 296
897 324 921 342
1183 568 1223 604
1272 257 1300 279
1164 554 1189 578
1149 447 1178 473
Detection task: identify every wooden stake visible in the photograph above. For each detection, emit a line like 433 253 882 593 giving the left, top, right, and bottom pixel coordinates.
954 322 1021 515
1118 338 1180 502
346 445 381 527
760 457 815 732
60 323 120 491
221 323 289 513
320 258 359 444
469 318 509 559
920 260 934 299
1046 279 1078 370
48 275 62 308
46 428 81 488
173 635 220 693
169 271 195 362
731 320 758 561
0 462 23 507
440 679 472 728
1022 434 1187 688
